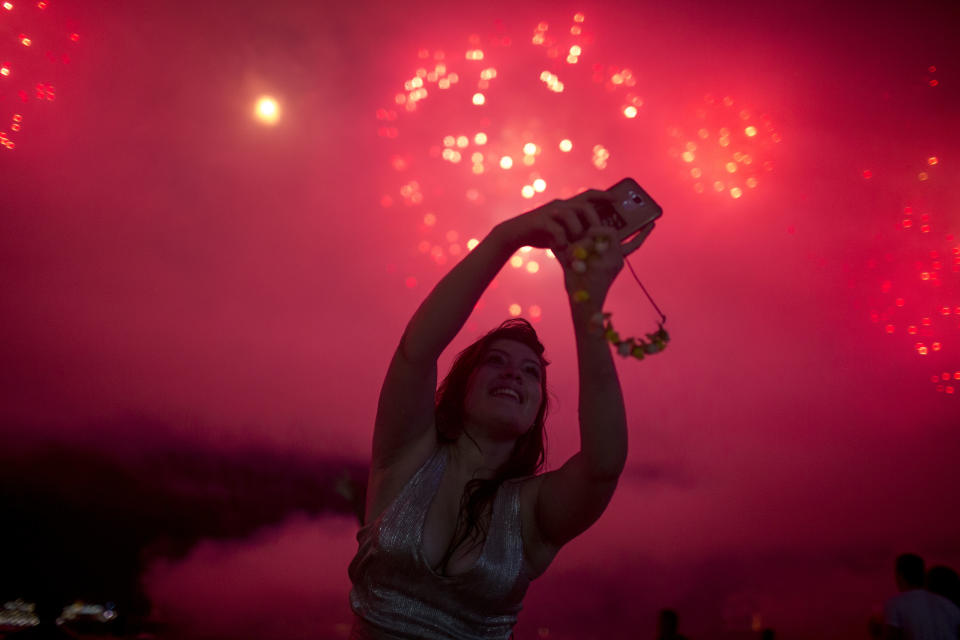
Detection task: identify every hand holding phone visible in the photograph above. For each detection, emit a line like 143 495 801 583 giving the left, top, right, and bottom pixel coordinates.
564 178 663 255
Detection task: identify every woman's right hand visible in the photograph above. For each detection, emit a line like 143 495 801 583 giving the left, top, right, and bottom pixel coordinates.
497 196 600 253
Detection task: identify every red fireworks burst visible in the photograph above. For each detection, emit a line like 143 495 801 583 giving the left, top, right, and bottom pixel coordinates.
866 156 959 395
0 0 80 150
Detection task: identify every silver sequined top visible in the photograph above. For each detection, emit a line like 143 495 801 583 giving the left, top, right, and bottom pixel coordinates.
348 444 532 639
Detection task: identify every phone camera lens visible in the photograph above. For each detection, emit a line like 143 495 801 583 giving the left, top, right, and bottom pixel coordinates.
632 195 644 204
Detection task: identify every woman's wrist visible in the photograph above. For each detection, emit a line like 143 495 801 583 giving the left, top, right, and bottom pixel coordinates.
489 220 523 255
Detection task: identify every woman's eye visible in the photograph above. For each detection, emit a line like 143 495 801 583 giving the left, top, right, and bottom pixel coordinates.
525 368 541 378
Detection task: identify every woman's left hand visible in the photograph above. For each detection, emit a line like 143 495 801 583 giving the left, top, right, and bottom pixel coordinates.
552 199 628 307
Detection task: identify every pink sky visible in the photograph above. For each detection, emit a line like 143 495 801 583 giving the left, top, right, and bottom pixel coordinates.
2 0 958 637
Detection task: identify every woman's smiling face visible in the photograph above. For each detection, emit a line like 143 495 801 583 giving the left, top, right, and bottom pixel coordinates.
462 338 545 441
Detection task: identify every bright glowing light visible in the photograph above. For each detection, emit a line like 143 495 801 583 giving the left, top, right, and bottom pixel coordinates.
522 155 536 166
559 139 573 152
726 162 737 173
443 135 455 147
500 156 513 169
523 142 538 155
570 45 582 56
466 49 485 60
681 151 695 163
472 164 484 174
3 2 12 10
574 12 585 22
474 132 487 145
471 152 484 163
20 35 32 47
526 261 540 273
472 92 486 105
592 144 610 169
467 238 479 251
423 213 437 226
509 304 522 316
510 256 524 268
0 66 9 77
533 178 546 192
927 156 939 165
730 187 743 199
254 96 280 125
745 125 757 137
624 106 638 118
746 177 758 188
456 135 469 148
539 71 564 92
521 185 535 198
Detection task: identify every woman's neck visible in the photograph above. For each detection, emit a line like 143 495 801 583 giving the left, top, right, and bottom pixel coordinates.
449 430 516 480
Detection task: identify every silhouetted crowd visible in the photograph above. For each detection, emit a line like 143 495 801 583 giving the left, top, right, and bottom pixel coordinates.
4 553 958 638
657 553 960 640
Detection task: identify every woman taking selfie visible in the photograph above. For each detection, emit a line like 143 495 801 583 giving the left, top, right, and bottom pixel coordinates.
348 189 658 639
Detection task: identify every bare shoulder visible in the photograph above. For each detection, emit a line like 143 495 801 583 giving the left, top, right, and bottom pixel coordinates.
364 429 440 526
510 475 561 580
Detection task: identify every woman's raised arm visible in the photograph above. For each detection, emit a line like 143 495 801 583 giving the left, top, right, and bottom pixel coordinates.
371 206 580 468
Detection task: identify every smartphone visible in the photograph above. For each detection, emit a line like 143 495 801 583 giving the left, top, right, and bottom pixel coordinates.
565 177 663 255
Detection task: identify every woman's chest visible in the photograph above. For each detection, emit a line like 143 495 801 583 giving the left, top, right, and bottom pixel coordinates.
420 473 487 577
419 472 557 580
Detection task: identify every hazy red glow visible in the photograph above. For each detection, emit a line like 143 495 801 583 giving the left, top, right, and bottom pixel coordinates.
2 0 959 638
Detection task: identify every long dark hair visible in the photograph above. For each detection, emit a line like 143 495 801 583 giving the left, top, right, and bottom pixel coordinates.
434 318 550 575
